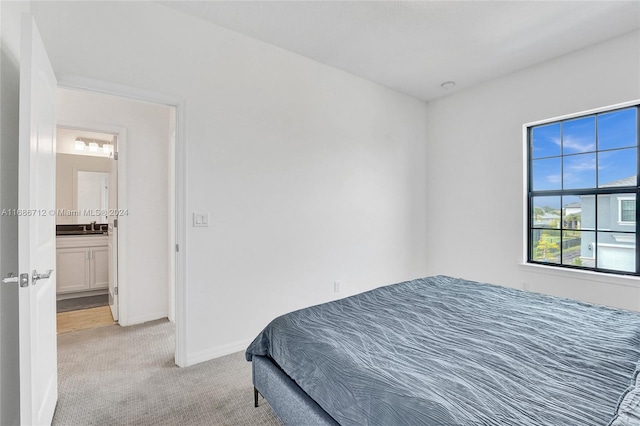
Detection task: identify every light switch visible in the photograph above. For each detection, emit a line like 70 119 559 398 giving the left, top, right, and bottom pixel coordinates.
193 212 209 227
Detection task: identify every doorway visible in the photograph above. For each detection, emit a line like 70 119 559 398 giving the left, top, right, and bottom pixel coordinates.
55 87 178 346
54 127 119 334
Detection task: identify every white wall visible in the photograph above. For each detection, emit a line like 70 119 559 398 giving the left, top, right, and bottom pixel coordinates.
30 1 429 364
0 2 28 424
56 88 172 326
424 30 640 310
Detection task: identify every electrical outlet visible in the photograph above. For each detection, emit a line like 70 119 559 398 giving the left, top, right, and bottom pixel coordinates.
334 281 341 293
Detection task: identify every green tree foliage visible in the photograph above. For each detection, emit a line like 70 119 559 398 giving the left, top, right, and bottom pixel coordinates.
536 233 560 261
533 207 545 222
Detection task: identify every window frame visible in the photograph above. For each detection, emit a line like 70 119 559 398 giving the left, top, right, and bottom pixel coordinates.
619 197 636 225
525 102 640 277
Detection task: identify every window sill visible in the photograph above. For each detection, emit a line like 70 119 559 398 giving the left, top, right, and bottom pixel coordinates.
519 262 640 288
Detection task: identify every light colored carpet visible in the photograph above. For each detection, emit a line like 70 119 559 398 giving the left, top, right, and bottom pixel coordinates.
53 319 282 425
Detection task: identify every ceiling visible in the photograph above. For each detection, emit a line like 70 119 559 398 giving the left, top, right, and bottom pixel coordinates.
159 1 640 102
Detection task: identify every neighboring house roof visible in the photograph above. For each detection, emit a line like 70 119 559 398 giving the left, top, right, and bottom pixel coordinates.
565 202 581 208
538 213 560 219
534 212 560 226
600 176 637 188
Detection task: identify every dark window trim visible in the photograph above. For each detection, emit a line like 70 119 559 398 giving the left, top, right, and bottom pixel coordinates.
526 104 640 277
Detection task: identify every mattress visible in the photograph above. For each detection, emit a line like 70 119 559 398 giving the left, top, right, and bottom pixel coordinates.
246 275 640 425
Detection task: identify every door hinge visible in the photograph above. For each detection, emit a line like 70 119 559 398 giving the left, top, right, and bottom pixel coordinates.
114 219 118 228
114 151 119 160
114 287 118 296
175 244 179 252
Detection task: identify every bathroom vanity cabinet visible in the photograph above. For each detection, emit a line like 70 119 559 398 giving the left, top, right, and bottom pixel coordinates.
56 235 108 296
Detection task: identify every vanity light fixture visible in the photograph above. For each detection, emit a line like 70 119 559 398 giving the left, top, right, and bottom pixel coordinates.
74 137 113 156
74 139 86 151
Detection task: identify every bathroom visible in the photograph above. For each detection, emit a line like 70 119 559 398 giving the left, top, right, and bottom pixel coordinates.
55 127 117 329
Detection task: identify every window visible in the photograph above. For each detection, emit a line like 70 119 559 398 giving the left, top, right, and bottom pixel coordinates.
527 105 639 275
620 198 636 224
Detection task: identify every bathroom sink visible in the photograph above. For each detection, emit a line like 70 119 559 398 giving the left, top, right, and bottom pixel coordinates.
56 230 107 236
56 224 108 236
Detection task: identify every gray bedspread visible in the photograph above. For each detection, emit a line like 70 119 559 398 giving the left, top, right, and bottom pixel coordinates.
246 275 640 425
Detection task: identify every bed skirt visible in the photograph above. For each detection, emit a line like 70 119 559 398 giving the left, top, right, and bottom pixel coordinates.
252 355 339 425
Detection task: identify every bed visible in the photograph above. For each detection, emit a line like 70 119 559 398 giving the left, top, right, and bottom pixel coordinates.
245 275 640 425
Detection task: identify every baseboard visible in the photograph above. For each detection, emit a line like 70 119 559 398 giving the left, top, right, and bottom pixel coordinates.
56 289 108 301
185 338 253 367
122 311 168 327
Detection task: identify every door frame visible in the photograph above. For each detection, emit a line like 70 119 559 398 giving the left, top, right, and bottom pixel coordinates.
56 120 127 322
57 75 188 367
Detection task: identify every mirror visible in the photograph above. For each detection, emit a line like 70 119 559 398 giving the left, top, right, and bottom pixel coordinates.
76 171 109 224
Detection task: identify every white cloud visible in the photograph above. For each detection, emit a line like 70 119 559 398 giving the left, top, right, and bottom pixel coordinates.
565 156 596 172
562 135 595 153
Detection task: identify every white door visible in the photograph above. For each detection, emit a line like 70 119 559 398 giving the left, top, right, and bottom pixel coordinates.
18 14 58 425
108 136 119 320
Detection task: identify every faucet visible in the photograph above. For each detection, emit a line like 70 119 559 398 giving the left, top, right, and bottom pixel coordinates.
90 221 96 231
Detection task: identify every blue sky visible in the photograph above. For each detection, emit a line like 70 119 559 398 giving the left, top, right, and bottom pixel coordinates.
531 107 637 191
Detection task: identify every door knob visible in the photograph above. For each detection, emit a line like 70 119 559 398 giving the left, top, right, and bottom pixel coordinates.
2 272 17 284
32 269 53 284
3 272 29 287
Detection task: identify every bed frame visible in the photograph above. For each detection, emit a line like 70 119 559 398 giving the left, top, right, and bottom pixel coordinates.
252 355 339 425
